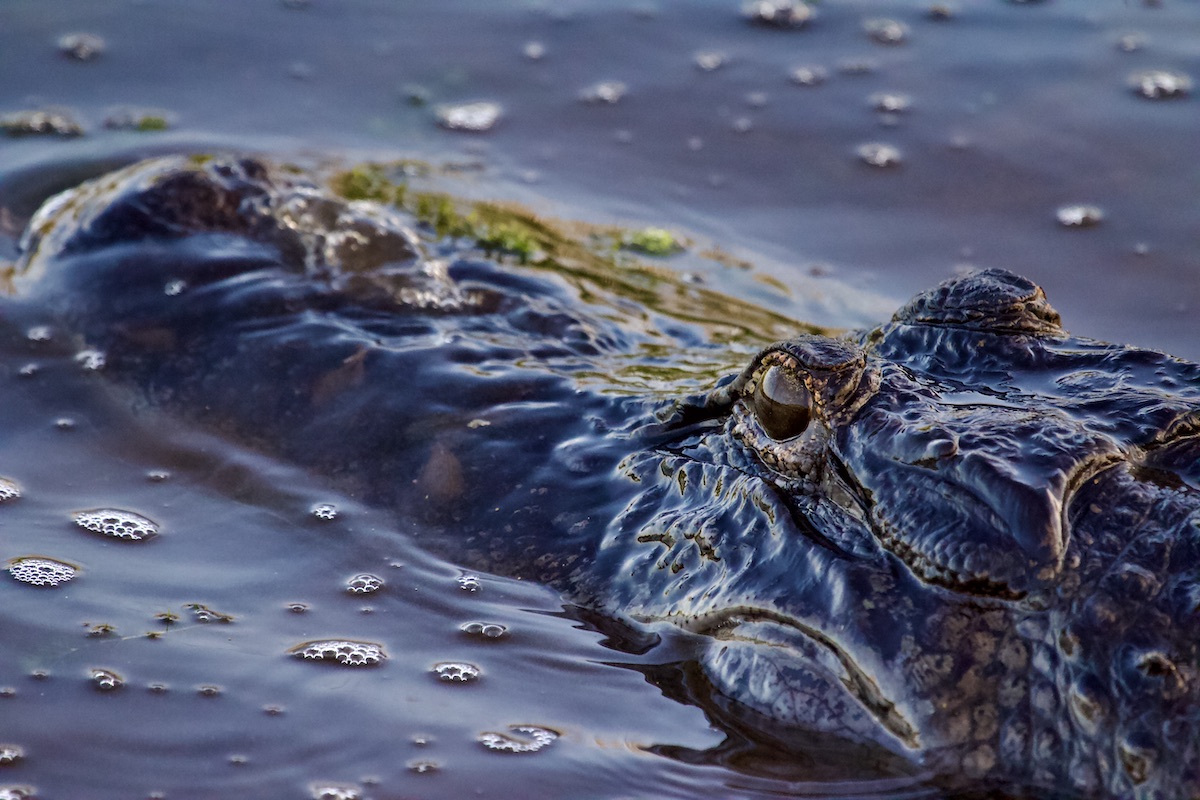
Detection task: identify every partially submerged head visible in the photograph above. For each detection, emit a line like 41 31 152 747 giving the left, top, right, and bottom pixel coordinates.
603 269 1200 796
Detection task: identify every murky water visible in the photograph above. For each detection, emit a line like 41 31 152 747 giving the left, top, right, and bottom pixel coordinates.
0 1 1197 798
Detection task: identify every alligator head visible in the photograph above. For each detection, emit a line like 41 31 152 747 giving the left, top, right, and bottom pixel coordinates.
601 269 1200 796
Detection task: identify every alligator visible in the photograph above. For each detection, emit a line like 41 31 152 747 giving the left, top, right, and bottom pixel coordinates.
11 156 1200 799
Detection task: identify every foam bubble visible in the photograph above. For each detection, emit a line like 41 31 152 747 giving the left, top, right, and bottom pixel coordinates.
309 784 361 800
0 786 35 800
74 349 106 371
432 662 480 682
457 575 482 592
857 142 903 168
345 573 383 594
1129 69 1191 99
1056 205 1104 228
290 640 386 667
0 745 24 765
0 479 20 503
91 668 124 691
311 503 338 521
7 557 77 587
74 509 159 541
460 621 508 639
477 725 559 754
436 101 503 132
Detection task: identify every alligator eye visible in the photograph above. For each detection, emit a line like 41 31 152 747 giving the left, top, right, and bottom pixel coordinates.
752 365 812 441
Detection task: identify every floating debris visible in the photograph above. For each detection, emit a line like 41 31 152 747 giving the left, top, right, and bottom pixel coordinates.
743 0 813 28
432 661 480 682
103 108 173 132
185 603 234 623
1056 205 1104 228
0 109 84 138
345 573 383 594
436 101 503 132
290 640 386 667
8 557 77 588
57 32 106 61
460 621 508 639
478 725 559 754
857 142 903 168
74 509 159 541
1129 69 1191 99
580 81 627 104
864 18 908 45
626 227 682 256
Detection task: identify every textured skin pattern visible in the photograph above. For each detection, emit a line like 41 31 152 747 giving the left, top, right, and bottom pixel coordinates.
17 159 1200 798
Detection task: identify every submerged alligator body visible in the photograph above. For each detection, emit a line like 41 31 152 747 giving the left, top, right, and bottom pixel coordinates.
13 157 1200 798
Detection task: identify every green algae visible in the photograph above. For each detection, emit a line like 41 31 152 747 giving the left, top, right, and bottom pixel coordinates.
625 227 682 257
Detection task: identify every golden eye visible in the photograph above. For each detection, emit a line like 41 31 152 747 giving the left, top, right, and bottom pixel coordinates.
752 365 812 441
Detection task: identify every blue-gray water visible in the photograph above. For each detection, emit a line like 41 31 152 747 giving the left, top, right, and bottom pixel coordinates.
0 2 1197 798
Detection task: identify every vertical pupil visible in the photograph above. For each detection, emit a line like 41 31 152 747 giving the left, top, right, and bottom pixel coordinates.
753 365 812 441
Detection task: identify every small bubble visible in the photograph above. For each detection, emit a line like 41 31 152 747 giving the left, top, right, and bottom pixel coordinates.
432 661 480 682
928 3 956 20
146 470 171 482
74 509 159 541
0 479 20 503
522 41 546 60
287 602 309 613
311 503 338 521
0 785 35 800
17 364 38 378
864 18 908 45
460 621 509 639
147 682 169 694
58 32 106 61
25 326 52 342
745 91 769 108
1056 205 1104 228
290 640 386 667
54 418 76 431
91 668 124 692
436 101 503 132
857 142 903 168
870 92 911 113
0 689 12 699
0 745 24 766
412 734 433 746
478 725 559 754
1116 33 1147 53
164 279 187 296
457 575 482 592
8 557 77 588
731 116 753 134
1129 69 1191 99
263 704 286 716
29 671 48 681
580 81 627 104
196 684 222 697
346 573 383 594
408 760 439 774
743 0 813 28
229 754 248 766
75 349 106 371
790 65 827 86
694 51 727 71
309 784 361 800
838 59 877 76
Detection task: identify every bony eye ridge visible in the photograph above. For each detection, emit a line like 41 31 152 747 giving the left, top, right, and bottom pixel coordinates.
752 364 813 441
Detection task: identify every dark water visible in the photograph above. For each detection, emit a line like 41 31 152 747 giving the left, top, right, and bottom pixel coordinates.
0 2 1197 798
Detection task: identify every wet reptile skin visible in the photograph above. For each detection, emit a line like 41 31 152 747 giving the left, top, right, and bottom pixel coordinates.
15 157 1200 798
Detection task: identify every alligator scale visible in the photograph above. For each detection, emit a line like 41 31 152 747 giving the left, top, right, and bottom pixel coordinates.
12 157 1200 798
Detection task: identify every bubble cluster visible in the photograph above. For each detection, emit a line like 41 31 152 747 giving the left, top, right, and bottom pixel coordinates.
457 575 482 592
743 0 813 28
0 479 19 503
1129 69 1191 99
74 509 159 541
857 143 903 168
75 349 106 371
311 503 338 521
580 81 627 104
8 557 77 588
436 101 503 132
91 668 124 692
460 621 508 639
186 603 234 623
345 573 383 594
1056 205 1104 228
309 784 361 800
432 662 480 682
864 18 908 45
58 32 106 61
290 640 386 667
0 745 23 765
477 725 559 754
